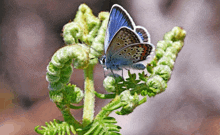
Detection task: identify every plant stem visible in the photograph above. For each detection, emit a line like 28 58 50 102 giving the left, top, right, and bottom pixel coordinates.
82 64 95 126
95 95 121 119
56 103 81 128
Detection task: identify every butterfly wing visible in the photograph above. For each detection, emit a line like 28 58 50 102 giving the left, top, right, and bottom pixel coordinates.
104 4 135 53
135 26 151 43
111 43 154 65
105 27 141 58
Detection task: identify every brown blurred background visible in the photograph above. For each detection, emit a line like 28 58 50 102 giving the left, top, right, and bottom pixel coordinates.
0 0 220 134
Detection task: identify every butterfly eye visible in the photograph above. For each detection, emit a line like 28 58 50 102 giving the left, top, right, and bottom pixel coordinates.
102 58 105 63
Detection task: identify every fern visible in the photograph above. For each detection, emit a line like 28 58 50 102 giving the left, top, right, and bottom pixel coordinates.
35 119 76 135
77 117 121 135
35 3 186 135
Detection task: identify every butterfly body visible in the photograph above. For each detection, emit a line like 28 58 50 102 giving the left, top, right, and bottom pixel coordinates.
99 4 154 72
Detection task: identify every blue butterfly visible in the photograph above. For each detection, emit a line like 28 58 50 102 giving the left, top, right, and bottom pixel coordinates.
99 4 155 75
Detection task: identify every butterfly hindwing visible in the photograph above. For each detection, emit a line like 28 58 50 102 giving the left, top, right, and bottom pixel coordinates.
135 26 151 43
105 27 141 57
111 43 154 64
104 4 135 53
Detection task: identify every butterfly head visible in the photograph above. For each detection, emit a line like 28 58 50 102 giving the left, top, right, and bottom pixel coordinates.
99 55 108 70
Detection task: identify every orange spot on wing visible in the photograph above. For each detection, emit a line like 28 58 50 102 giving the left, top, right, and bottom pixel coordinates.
141 45 149 60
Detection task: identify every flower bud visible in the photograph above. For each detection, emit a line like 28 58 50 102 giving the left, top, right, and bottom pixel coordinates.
158 56 174 69
103 76 116 92
116 90 139 115
147 75 167 93
163 51 176 61
157 40 172 51
172 41 184 52
153 65 172 81
166 46 178 55
155 48 165 59
63 84 84 104
49 91 63 103
63 22 83 44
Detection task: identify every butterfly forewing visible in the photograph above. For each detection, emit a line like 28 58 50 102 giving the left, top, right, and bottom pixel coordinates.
112 43 154 64
105 4 135 53
105 27 141 57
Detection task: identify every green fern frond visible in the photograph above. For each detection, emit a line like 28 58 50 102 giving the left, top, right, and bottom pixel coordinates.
77 117 121 135
35 119 76 135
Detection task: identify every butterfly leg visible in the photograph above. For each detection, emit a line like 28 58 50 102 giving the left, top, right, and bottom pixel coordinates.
122 67 130 79
110 68 116 78
103 69 106 78
115 65 125 80
119 69 125 80
124 67 129 70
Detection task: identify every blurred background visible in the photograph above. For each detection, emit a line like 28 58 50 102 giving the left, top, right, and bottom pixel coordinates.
0 0 220 134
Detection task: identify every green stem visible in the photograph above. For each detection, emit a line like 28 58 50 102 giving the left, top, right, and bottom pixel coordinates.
56 103 81 128
82 64 95 126
95 95 121 119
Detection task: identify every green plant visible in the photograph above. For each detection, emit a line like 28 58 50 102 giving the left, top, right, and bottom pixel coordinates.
35 4 186 135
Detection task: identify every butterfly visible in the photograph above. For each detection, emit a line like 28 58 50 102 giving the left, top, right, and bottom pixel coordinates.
99 4 155 75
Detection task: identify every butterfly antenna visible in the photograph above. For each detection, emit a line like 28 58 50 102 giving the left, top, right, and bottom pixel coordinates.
90 46 101 54
78 40 103 60
89 46 103 60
